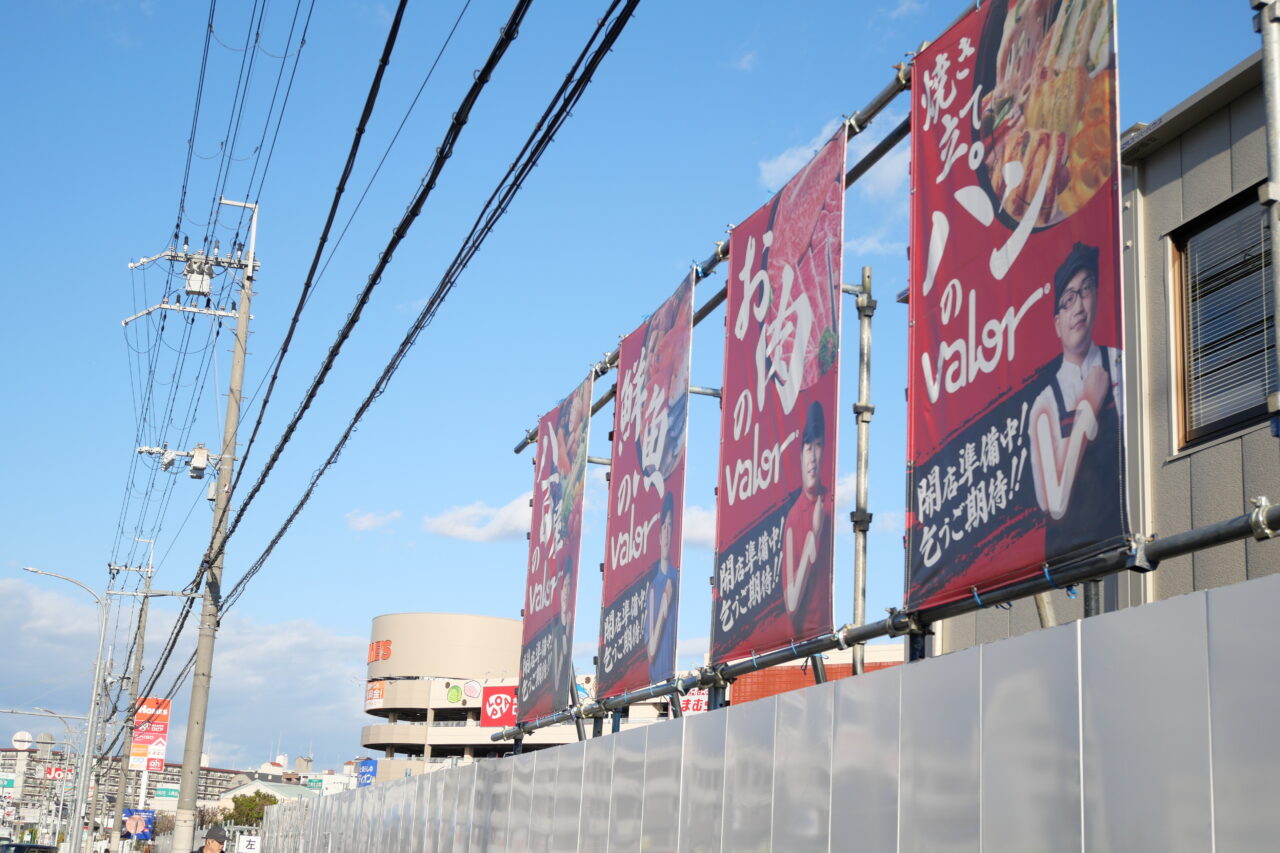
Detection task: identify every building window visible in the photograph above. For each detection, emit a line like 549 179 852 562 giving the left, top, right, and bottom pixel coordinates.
1177 191 1277 443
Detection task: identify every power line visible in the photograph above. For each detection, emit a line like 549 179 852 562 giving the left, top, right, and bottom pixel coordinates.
230 0 418 499
216 0 536 559
219 0 639 614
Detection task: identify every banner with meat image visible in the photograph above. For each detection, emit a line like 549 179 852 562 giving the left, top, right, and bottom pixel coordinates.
711 130 845 662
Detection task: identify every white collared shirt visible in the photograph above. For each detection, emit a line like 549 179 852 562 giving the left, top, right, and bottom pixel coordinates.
1051 343 1124 424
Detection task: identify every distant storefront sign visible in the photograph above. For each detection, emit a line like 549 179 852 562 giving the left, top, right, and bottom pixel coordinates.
480 686 518 728
679 687 709 715
130 697 172 772
306 778 323 790
121 808 155 841
364 680 386 711
356 759 377 788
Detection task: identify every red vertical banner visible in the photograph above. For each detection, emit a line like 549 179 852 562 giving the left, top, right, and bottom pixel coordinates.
906 0 1125 610
597 274 694 699
518 374 593 722
711 131 845 662
129 697 171 772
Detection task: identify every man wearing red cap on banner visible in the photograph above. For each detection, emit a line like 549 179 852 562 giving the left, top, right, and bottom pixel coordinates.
1029 242 1124 559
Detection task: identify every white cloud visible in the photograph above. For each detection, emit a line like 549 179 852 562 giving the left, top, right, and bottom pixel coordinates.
872 509 906 534
889 0 924 18
845 110 911 202
846 233 907 256
758 118 845 192
676 636 709 666
682 504 716 548
859 142 911 201
422 492 532 542
735 50 758 72
835 472 857 507
0 580 368 772
344 509 402 532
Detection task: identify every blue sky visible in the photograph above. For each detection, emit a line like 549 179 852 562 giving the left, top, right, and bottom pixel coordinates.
0 0 1258 771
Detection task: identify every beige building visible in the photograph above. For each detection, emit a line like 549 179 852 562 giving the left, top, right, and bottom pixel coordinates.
359 613 665 779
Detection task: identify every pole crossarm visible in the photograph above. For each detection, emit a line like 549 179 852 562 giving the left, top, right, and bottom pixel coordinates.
121 300 244 327
491 498 1280 742
127 247 260 273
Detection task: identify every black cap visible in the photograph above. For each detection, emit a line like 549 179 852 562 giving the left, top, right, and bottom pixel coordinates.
205 826 228 844
1053 243 1099 310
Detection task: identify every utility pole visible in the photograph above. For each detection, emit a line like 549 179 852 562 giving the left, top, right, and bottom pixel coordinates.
170 198 259 853
110 539 154 853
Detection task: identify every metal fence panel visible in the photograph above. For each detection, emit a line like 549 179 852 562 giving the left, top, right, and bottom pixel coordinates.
899 646 980 853
608 727 647 853
981 621 1082 851
470 760 496 852
478 755 514 852
771 682 833 853
454 763 478 852
721 695 776 853
408 772 430 853
1207 573 1280 851
425 769 443 853
438 766 460 853
508 752 537 852
579 733 615 853
640 718 683 853
530 747 560 853
677 706 726 853
552 741 586 853
830 661 900 850
1081 591 1212 852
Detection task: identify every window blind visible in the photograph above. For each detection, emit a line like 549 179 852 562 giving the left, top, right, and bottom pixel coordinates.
1182 201 1276 439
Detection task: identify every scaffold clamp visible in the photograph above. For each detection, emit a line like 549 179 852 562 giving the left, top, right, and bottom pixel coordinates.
1250 496 1277 540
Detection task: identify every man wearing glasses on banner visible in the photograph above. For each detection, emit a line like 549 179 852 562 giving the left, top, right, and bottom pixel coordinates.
1029 242 1124 558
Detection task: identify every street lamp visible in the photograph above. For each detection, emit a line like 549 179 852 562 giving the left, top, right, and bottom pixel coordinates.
32 708 82 846
23 567 108 853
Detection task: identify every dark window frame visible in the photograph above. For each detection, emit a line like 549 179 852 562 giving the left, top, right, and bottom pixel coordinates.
1172 186 1277 446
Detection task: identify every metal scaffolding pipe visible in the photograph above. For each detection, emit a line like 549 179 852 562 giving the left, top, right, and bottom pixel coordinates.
492 499 1280 741
850 266 875 674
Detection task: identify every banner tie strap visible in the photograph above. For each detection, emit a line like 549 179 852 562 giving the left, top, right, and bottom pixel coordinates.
1042 565 1079 599
971 586 1012 610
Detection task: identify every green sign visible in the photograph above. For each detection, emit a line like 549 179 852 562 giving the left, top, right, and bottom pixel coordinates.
155 784 179 799
306 779 322 790
0 775 14 789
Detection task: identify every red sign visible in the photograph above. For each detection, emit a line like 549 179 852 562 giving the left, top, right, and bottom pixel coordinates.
711 130 845 662
906 0 1126 609
679 687 709 715
518 374 593 722
129 697 171 772
597 274 694 699
480 686 518 728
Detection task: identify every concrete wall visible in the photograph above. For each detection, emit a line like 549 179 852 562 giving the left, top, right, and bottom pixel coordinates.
263 573 1280 852
936 53 1280 654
